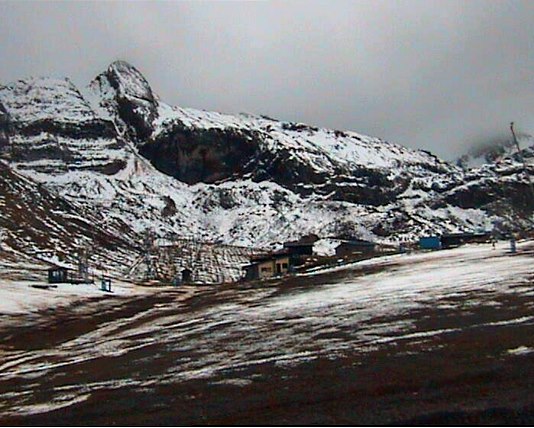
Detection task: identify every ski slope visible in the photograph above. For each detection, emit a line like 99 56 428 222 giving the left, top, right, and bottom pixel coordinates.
0 240 532 418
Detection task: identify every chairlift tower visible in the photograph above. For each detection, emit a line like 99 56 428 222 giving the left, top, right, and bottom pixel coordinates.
76 245 91 283
142 229 158 280
510 122 534 209
503 122 534 250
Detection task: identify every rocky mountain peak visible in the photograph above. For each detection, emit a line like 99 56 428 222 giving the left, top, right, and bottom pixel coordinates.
0 62 532 256
0 76 97 124
105 60 155 102
89 60 159 141
0 75 125 174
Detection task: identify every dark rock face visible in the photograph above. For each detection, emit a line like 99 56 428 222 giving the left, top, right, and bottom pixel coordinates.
161 196 177 217
140 120 414 205
0 76 128 173
12 117 116 140
91 60 159 142
445 173 534 213
0 102 10 154
140 124 259 184
87 159 128 176
0 114 118 166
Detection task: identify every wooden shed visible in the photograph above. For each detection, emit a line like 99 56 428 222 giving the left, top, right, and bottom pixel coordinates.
335 239 376 257
419 232 491 250
243 251 291 281
440 232 491 249
181 268 193 284
47 266 72 284
283 234 319 257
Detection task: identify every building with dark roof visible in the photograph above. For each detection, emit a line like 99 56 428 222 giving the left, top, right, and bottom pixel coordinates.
335 239 376 257
47 266 73 284
283 234 319 256
243 251 291 281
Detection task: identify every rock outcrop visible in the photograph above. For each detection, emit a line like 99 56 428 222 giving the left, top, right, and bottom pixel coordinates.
0 60 532 259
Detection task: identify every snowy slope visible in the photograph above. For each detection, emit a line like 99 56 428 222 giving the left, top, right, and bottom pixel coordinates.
457 134 534 169
0 240 532 420
0 77 98 124
0 60 532 285
155 104 447 173
0 76 127 175
0 160 138 278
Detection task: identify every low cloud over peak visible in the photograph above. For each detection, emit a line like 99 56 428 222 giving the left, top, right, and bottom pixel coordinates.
1 0 533 160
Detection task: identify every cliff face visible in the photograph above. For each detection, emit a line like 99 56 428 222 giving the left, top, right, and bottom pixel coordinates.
0 160 137 272
83 61 462 207
0 60 531 262
139 124 260 185
0 77 127 175
88 60 159 142
141 108 464 208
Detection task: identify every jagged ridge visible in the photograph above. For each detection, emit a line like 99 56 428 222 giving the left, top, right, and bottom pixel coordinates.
0 60 532 281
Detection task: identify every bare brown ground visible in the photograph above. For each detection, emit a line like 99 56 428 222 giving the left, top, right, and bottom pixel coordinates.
0 252 533 426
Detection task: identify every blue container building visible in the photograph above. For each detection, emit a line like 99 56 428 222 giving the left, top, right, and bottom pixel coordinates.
419 236 442 250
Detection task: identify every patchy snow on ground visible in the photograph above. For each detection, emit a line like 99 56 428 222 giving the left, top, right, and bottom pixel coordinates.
0 269 146 316
0 240 532 417
314 238 343 257
507 346 534 356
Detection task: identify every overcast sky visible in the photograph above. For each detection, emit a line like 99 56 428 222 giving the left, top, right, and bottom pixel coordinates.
0 0 533 159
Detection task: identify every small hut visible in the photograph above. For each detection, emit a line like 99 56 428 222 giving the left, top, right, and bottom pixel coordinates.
419 232 491 250
440 232 491 249
335 239 376 257
243 251 291 281
47 266 72 284
419 236 442 250
283 234 319 257
181 268 193 284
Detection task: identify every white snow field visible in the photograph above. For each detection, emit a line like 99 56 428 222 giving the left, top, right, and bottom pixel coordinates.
0 240 532 417
0 277 146 316
5 65 526 255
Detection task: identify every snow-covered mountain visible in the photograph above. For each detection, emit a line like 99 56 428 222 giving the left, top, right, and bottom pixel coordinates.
0 60 532 281
456 133 534 169
0 159 138 278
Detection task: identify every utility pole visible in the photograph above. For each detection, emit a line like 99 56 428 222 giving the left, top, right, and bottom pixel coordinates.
510 122 534 208
143 229 157 280
506 122 534 251
76 246 90 283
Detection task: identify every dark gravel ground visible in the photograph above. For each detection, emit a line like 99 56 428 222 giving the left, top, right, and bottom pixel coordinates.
0 245 533 425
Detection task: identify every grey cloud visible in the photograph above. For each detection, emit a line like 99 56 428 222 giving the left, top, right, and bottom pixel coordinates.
0 0 533 159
